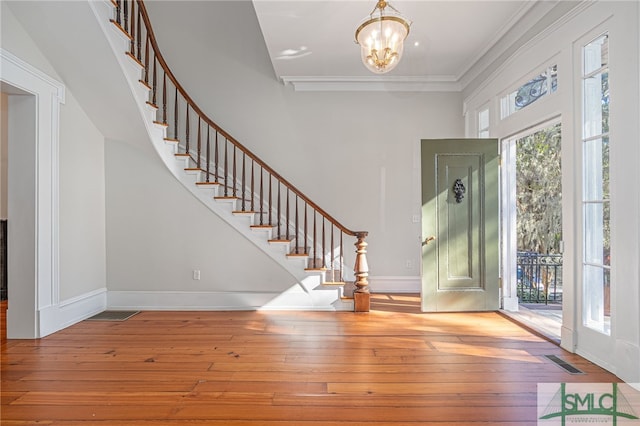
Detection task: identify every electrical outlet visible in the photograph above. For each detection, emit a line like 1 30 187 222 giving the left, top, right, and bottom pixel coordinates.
412 214 420 223
405 260 413 269
192 270 201 280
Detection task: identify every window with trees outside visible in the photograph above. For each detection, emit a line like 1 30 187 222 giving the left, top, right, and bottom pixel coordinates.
515 124 563 305
582 33 610 335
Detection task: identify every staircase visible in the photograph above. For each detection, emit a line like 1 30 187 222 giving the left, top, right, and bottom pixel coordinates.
89 0 370 311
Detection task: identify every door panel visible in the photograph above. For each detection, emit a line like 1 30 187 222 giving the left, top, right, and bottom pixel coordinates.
421 139 499 312
437 155 481 290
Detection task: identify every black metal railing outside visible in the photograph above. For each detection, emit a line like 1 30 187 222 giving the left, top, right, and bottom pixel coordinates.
517 251 562 304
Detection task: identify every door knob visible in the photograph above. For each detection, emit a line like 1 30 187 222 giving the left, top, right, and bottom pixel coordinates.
423 236 436 246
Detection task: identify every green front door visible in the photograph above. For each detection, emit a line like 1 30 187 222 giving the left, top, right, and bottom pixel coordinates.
421 139 499 312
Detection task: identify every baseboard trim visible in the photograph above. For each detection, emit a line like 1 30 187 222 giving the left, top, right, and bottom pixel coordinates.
502 296 519 311
614 340 640 383
39 288 107 337
107 290 345 311
368 276 421 293
575 347 617 379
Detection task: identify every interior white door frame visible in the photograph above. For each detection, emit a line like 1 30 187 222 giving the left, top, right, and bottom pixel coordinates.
0 48 64 338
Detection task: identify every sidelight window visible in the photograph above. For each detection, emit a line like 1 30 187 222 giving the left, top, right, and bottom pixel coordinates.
581 33 610 335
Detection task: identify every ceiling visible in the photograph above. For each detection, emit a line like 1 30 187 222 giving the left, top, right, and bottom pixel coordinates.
252 0 536 91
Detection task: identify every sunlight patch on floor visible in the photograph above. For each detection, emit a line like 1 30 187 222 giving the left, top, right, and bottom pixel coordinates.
430 341 544 363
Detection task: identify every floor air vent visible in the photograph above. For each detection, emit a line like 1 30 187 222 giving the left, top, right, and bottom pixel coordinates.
544 355 585 374
87 311 139 321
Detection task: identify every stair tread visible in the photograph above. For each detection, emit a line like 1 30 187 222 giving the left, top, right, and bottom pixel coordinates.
232 210 257 214
139 79 151 90
154 121 169 127
109 19 133 41
164 137 179 142
175 153 190 157
195 182 220 186
250 224 275 229
125 51 145 68
146 101 158 110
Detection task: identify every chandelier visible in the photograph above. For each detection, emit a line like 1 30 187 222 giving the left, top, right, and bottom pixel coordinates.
355 0 411 74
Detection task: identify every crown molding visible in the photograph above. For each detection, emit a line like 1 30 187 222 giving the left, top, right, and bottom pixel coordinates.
455 1 538 83
460 1 591 99
280 75 462 92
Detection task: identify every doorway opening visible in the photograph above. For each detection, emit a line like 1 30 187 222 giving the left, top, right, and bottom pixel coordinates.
501 121 563 341
0 91 6 343
1 83 38 339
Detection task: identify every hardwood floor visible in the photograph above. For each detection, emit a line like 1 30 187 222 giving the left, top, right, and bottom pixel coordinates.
1 294 620 425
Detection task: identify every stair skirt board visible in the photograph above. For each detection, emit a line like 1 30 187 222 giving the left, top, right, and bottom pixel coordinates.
107 291 354 311
89 0 354 312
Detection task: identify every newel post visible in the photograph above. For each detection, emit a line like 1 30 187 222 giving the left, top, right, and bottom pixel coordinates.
353 232 370 312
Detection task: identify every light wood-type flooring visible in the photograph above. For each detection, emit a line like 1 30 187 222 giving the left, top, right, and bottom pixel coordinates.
1 294 620 425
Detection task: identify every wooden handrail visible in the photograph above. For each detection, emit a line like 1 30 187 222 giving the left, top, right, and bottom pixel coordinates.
135 0 362 238
111 0 370 310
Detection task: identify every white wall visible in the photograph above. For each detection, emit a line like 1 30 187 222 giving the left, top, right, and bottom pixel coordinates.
143 1 464 290
1 3 107 330
105 138 300 302
464 1 640 383
58 91 106 301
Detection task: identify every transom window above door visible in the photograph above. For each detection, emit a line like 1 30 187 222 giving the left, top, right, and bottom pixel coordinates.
501 65 558 119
